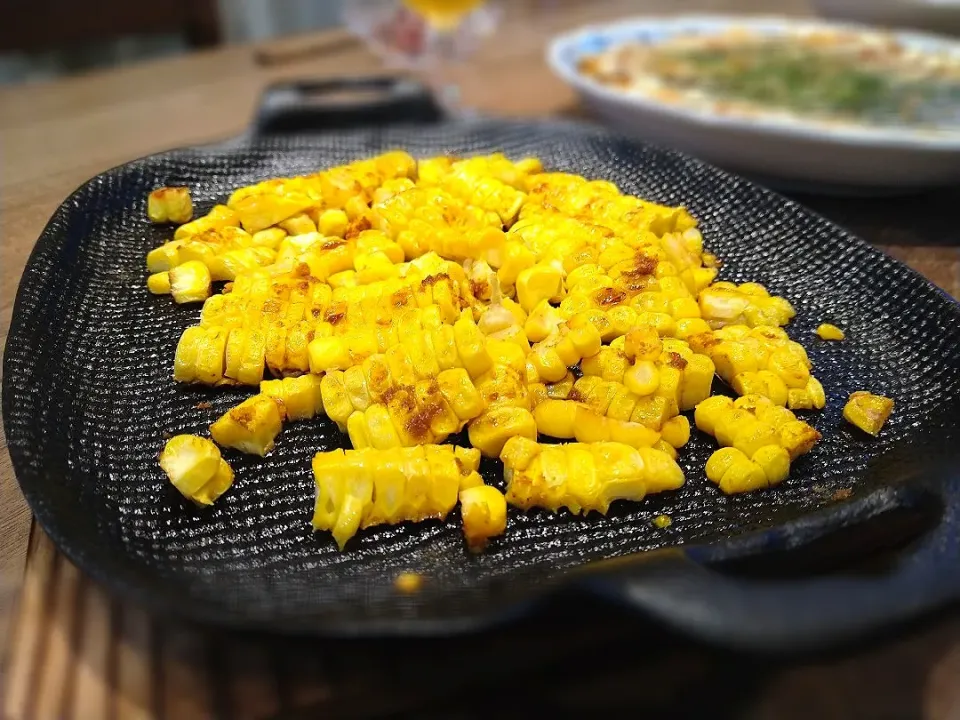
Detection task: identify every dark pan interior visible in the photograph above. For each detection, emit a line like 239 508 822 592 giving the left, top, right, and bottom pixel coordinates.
5 119 960 632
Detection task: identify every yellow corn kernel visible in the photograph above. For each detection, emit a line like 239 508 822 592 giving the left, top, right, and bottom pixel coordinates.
147 271 171 294
524 300 563 343
468 406 537 457
752 445 791 486
516 262 563 312
320 371 354 428
787 376 827 411
210 394 283 456
453 310 493 378
279 213 317 235
158 435 233 506
660 415 691 449
146 242 181 272
532 399 578 438
260 374 324 421
437 368 485 421
147 186 193 224
679 353 715 411
529 346 567 383
623 360 660 396
843 391 894 436
623 327 661 362
169 260 211 304
460 485 508 552
779 419 822 460
694 395 735 436
816 323 845 341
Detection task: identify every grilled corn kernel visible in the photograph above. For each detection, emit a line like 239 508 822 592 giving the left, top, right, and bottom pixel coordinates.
623 360 660 396
460 484 508 551
533 399 660 449
168 260 211 304
210 394 283 456
147 186 193 224
516 262 563 312
468 406 537 457
147 271 171 294
843 391 894 436
501 441 684 515
260 374 324 421
660 415 691 449
816 323 845 341
311 445 462 550
158 435 233 505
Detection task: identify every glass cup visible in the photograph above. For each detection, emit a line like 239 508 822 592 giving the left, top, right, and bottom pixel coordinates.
342 0 502 115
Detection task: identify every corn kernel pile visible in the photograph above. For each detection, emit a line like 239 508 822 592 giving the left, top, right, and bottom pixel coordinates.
147 151 892 552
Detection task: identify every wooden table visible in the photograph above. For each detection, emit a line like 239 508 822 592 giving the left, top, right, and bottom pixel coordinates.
2 1 959 717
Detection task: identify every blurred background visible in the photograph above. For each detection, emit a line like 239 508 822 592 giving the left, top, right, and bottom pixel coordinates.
0 0 347 84
11 0 960 85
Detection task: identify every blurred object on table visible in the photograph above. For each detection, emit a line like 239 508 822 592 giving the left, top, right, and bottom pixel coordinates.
810 0 960 37
0 0 219 84
550 15 960 192
343 0 501 110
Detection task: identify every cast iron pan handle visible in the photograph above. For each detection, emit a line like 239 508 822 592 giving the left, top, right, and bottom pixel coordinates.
584 456 960 652
253 76 445 135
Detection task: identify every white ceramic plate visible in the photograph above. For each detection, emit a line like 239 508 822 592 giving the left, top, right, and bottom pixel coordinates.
547 15 960 191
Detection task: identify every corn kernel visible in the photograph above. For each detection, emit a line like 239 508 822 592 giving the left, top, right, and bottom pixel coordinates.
816 323 845 341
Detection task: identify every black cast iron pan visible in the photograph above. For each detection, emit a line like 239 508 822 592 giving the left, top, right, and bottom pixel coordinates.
4 77 960 651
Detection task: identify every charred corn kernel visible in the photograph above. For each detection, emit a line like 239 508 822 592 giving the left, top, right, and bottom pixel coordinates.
147 271 171 294
623 327 662 362
158 435 233 506
501 441 684 515
843 391 894 436
436 368 485 420
312 445 462 550
816 323 845 341
460 484 507 551
147 186 193 224
533 400 660 449
260 374 324 421
169 260 211 304
468 406 537 457
660 415 691 449
210 394 283 456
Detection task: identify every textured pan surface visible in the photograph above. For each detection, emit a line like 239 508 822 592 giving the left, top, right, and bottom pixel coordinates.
5 119 960 633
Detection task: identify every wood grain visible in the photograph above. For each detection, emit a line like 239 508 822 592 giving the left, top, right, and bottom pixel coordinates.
2 0 959 717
